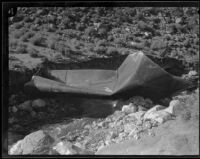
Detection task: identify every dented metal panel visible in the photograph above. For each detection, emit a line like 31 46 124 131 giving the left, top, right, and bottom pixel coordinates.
24 51 190 99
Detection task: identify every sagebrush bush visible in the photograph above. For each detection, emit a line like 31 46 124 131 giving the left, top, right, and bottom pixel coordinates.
12 15 24 23
24 17 33 23
22 32 35 42
30 36 46 47
32 26 39 31
9 40 18 50
16 44 27 54
97 39 107 47
95 46 107 54
34 18 41 25
107 35 114 41
46 26 56 32
14 30 25 39
14 23 23 29
98 27 107 36
29 48 39 58
48 40 56 50
85 26 96 37
107 47 119 55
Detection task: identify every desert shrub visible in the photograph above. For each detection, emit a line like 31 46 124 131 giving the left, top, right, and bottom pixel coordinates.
24 17 33 23
32 25 40 31
114 38 124 47
61 47 72 57
47 15 57 24
47 26 56 32
138 21 155 33
48 40 56 50
12 15 24 23
98 27 107 36
14 23 23 29
95 46 107 54
54 54 65 63
22 32 35 42
106 47 119 55
16 44 27 54
148 7 161 16
74 43 81 50
97 39 107 47
63 17 71 28
36 9 49 16
34 18 41 25
29 48 39 58
30 36 46 47
14 30 25 39
85 26 96 37
107 35 114 41
150 38 167 50
26 23 32 29
76 23 85 31
10 40 18 50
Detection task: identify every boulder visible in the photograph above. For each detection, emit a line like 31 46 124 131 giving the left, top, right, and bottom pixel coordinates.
9 139 23 155
188 70 197 77
53 141 77 155
122 103 137 115
32 99 46 108
128 111 146 121
144 110 172 124
164 100 181 115
9 130 54 155
53 141 94 155
124 124 136 133
143 105 165 119
138 106 147 111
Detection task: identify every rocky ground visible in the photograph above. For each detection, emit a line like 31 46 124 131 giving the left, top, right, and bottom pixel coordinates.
5 7 199 156
7 86 199 155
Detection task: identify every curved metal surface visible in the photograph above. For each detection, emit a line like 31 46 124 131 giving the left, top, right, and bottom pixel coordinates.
24 51 190 99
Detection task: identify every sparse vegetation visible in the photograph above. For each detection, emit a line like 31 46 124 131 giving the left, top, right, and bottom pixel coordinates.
16 44 28 54
13 30 25 39
22 32 35 42
14 22 24 29
28 48 40 58
10 40 18 50
7 7 199 156
106 47 119 55
30 36 46 47
24 17 34 23
9 7 199 70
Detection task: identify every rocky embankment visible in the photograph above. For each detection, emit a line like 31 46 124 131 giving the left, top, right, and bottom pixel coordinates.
8 70 199 155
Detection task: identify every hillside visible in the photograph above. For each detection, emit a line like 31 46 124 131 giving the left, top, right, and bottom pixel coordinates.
6 7 199 156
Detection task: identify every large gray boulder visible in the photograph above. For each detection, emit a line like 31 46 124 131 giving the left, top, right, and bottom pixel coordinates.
9 130 54 155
